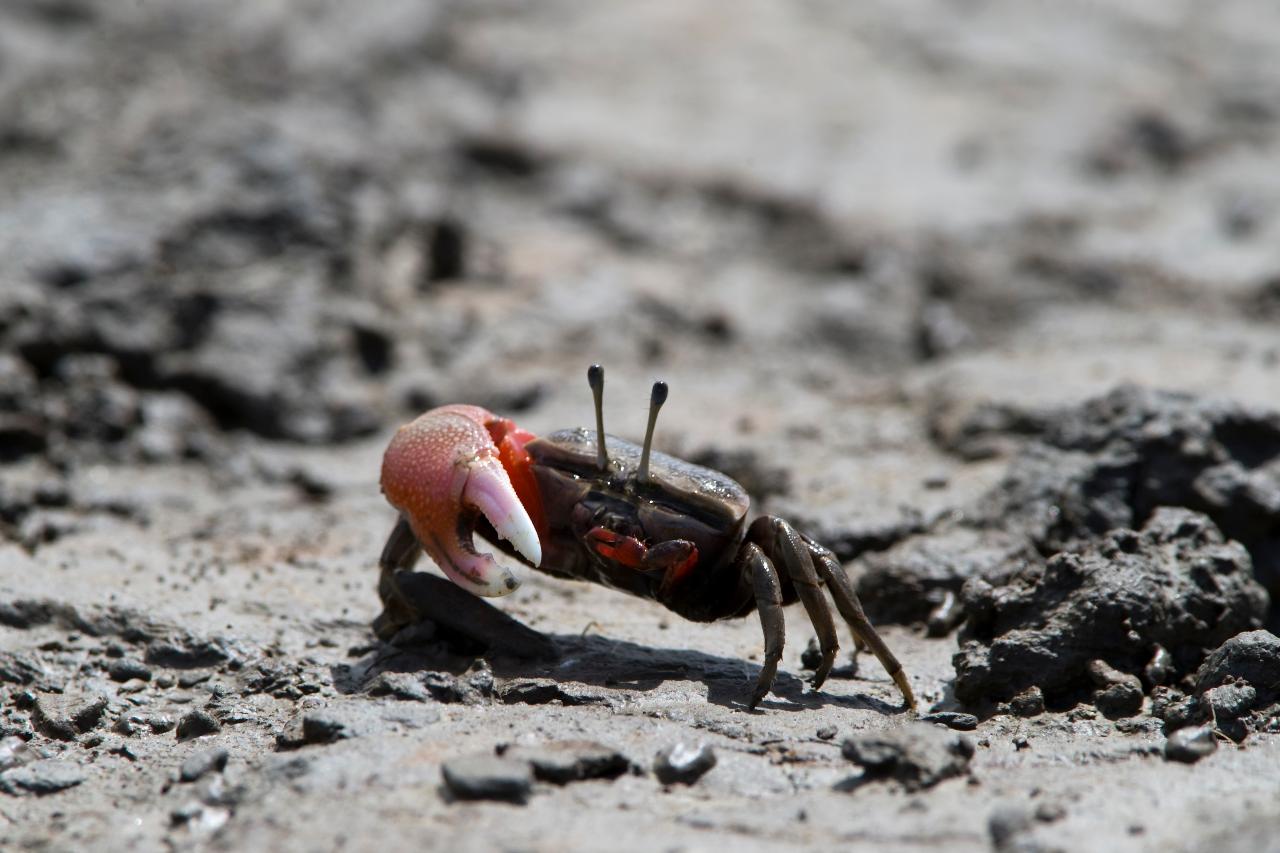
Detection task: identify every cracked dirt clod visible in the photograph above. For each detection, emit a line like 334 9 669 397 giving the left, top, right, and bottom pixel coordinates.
0 761 86 796
33 693 107 741
871 386 1280 630
953 508 1267 710
840 724 974 792
441 755 534 804
980 386 1280 601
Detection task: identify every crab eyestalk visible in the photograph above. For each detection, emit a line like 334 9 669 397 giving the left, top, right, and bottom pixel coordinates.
380 404 543 597
588 363 609 472
637 380 667 484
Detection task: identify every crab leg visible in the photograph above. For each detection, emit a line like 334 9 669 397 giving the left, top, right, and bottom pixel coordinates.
748 516 841 690
741 541 785 709
810 548 916 710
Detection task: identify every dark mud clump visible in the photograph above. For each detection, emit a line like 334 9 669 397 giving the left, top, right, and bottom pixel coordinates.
858 528 1039 625
1146 630 1280 740
863 385 1280 628
983 385 1280 604
1195 629 1280 706
952 508 1267 710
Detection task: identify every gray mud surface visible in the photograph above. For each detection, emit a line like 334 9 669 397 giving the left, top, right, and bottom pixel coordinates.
3 2 1280 851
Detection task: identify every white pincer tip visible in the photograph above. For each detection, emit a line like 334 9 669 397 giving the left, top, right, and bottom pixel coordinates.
464 460 543 570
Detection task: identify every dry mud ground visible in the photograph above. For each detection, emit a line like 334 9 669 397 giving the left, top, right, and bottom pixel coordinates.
3 2 1280 851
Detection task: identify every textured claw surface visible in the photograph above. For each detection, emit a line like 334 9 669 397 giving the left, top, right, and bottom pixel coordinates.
381 404 541 597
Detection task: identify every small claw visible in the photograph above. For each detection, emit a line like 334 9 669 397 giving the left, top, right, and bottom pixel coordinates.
381 405 542 597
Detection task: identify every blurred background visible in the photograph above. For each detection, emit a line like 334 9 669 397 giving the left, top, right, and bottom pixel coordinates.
3 0 1277 479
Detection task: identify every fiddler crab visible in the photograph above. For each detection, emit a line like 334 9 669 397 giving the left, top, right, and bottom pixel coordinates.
377 365 915 711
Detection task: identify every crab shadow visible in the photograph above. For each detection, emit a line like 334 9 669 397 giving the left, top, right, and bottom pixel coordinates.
334 625 904 717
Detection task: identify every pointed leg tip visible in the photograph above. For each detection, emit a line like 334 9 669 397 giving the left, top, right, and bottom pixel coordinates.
893 672 917 711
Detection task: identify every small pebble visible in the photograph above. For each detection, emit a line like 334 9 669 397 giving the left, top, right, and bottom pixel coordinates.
920 711 978 731
0 736 35 772
1201 683 1256 721
988 803 1032 849
816 725 838 740
278 712 351 748
926 591 964 638
108 660 152 683
654 743 717 785
799 638 823 671
1008 687 1044 718
178 671 212 689
176 710 221 740
501 741 631 785
179 747 230 783
1034 802 1066 823
1165 725 1217 764
441 755 533 803
1144 645 1173 687
148 715 176 734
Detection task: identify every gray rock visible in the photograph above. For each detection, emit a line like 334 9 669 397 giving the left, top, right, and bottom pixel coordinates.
988 803 1033 849
920 712 979 731
841 724 973 792
176 710 221 740
0 736 40 772
108 659 152 683
145 636 231 669
148 714 176 734
180 747 230 783
277 711 351 749
503 741 631 785
0 760 85 795
654 743 717 786
441 755 533 803
979 387 1280 601
1165 725 1218 763
365 671 433 702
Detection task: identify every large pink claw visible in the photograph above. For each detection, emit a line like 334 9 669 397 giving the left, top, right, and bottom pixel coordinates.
380 404 543 597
